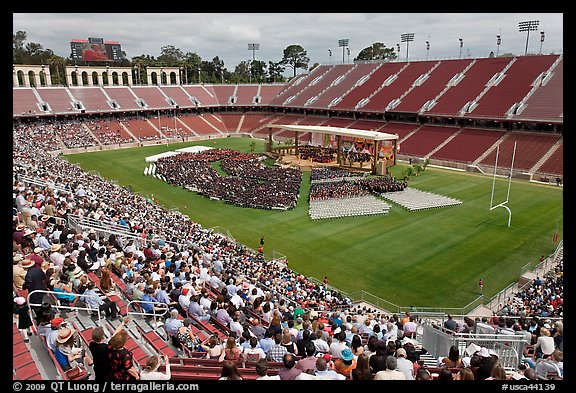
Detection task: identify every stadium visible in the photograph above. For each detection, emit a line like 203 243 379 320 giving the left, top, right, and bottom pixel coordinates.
13 27 563 382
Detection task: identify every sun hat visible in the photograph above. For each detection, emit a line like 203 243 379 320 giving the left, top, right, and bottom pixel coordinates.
34 247 43 254
23 229 35 237
478 347 491 358
57 327 76 344
50 244 62 252
13 254 24 263
16 224 26 231
341 348 354 362
41 215 50 222
21 259 35 269
14 297 26 305
396 348 407 357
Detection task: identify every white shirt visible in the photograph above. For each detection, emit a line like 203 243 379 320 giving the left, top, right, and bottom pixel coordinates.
140 364 171 380
396 357 415 380
329 341 348 359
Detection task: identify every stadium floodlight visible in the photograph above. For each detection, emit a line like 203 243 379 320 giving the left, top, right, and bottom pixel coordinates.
518 20 539 55
396 43 400 61
400 33 414 61
426 40 430 60
540 31 545 54
248 43 260 83
496 34 502 57
459 38 463 59
338 39 349 64
328 48 332 64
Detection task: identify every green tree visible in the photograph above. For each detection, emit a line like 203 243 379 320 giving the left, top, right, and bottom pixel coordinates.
267 61 285 83
158 45 184 66
13 30 27 64
47 54 66 85
355 42 396 61
234 61 251 83
280 45 309 77
250 60 266 83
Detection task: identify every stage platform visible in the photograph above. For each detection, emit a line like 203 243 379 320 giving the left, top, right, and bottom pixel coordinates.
279 154 374 173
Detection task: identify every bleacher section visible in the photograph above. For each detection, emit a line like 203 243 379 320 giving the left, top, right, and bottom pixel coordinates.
286 64 354 107
159 86 197 108
478 131 562 171
182 85 219 107
535 143 563 177
102 86 142 111
68 87 114 112
470 55 559 118
268 71 321 107
122 118 163 140
332 62 406 111
398 125 459 158
512 58 563 122
430 128 506 163
362 60 438 112
13 88 42 116
130 86 174 109
380 122 420 141
35 87 78 114
309 63 381 109
393 59 473 113
424 57 513 116
234 85 260 106
258 84 290 105
211 85 237 106
176 113 222 136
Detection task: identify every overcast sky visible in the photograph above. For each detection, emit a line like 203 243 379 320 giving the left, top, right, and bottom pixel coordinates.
14 13 563 74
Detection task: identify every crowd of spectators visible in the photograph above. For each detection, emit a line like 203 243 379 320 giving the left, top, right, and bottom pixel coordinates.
299 146 337 163
12 123 563 381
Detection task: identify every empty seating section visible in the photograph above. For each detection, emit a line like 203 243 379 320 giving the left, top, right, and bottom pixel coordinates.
102 86 141 111
85 119 135 145
393 59 473 113
160 86 196 108
200 113 226 133
36 87 76 113
131 86 173 109
310 63 381 109
13 88 41 116
379 122 420 140
399 125 458 157
68 87 113 112
363 61 437 112
287 64 354 107
513 58 563 122
322 117 356 128
479 132 561 171
424 57 512 116
182 85 219 106
234 85 259 105
471 55 559 118
268 69 325 106
268 114 306 137
258 84 287 105
237 113 275 133
219 113 243 133
177 113 221 136
122 118 163 140
211 85 237 105
431 128 505 163
332 62 405 110
536 143 563 176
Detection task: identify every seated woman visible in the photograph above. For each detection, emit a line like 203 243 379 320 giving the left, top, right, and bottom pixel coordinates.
219 336 242 362
177 318 200 352
200 335 223 360
54 327 90 371
52 274 77 306
442 345 463 368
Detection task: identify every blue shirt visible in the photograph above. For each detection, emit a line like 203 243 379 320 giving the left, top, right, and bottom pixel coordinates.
83 288 104 310
156 290 171 304
142 293 159 313
259 337 275 354
164 317 183 337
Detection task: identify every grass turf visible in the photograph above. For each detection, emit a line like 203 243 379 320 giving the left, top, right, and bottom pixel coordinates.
63 137 563 310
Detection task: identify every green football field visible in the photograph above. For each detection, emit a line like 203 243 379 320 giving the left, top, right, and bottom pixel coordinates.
64 137 563 311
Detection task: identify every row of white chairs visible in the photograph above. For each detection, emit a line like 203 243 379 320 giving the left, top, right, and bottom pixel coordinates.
380 187 462 211
309 195 391 220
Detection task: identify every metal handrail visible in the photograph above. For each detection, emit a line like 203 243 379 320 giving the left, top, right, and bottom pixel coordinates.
26 289 102 325
126 300 168 330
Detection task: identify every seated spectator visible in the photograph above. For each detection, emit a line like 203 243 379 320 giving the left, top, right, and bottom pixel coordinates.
437 365 454 380
244 336 266 362
333 348 356 376
52 274 77 306
164 309 183 349
277 353 302 380
455 367 475 380
351 353 372 380
374 355 406 380
415 367 432 380
219 360 243 380
83 281 119 320
396 347 414 380
267 333 288 363
315 356 346 380
54 327 89 371
177 318 200 352
200 335 223 359
219 336 242 362
140 354 171 380
255 358 280 380
442 345 463 368
534 327 555 359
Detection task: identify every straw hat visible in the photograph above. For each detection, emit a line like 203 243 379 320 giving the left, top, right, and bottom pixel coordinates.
16 224 26 231
50 244 62 252
41 215 50 222
57 327 76 344
21 259 35 269
23 228 35 237
34 247 43 254
13 254 24 263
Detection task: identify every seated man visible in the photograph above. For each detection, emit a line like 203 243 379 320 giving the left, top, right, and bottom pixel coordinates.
142 287 168 318
83 281 118 320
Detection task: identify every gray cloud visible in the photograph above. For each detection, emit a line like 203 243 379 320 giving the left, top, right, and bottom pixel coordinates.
14 13 563 73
